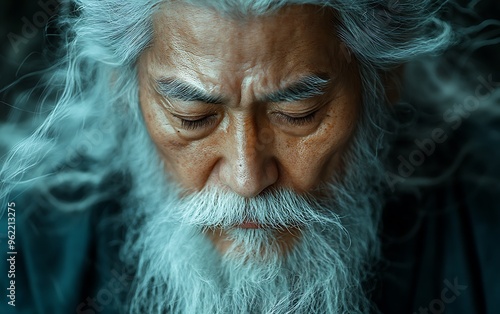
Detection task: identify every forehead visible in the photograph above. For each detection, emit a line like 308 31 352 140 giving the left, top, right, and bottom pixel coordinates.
146 3 343 89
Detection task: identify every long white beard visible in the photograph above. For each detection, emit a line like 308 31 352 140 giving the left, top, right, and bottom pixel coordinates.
120 105 386 313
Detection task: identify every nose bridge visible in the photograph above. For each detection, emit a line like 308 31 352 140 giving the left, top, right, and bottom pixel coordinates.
236 115 259 163
233 116 264 184
220 114 277 197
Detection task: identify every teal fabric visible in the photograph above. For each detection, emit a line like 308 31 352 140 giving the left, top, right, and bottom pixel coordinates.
0 195 125 314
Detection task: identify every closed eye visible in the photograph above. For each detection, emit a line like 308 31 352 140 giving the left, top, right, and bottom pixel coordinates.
274 110 318 126
173 114 218 130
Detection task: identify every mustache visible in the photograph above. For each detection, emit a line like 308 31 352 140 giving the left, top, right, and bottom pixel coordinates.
160 187 347 231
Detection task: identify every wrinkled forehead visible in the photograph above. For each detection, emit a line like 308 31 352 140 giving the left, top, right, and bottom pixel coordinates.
147 2 345 81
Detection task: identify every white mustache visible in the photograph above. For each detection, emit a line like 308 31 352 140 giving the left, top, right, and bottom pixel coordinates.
163 187 346 231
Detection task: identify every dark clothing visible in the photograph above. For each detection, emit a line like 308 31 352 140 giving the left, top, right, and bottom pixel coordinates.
375 118 500 314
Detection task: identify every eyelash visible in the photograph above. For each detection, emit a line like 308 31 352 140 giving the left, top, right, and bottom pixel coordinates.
179 115 218 130
275 110 318 126
176 110 318 131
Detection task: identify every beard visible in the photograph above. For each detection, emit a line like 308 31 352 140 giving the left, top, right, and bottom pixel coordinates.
119 99 387 313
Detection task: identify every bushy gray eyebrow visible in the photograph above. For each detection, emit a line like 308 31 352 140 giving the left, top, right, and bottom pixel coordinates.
263 75 331 103
155 79 224 104
155 74 330 104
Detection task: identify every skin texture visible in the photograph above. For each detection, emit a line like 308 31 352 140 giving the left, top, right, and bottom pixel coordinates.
138 3 362 253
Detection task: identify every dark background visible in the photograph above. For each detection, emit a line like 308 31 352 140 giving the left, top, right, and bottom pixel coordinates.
0 0 62 121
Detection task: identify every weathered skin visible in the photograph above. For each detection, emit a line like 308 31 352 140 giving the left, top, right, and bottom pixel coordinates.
138 3 362 253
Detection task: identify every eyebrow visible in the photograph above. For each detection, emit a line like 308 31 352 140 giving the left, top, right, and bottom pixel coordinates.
155 74 330 104
262 74 331 103
155 78 224 104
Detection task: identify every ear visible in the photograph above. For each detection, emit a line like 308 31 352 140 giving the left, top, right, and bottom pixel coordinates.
381 65 404 105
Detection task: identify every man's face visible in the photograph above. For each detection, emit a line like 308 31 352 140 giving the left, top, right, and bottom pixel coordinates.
138 3 361 252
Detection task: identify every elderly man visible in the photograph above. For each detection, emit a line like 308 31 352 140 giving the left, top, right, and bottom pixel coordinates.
0 0 499 313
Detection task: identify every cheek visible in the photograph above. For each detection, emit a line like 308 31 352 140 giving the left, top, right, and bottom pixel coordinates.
276 96 360 192
139 93 218 190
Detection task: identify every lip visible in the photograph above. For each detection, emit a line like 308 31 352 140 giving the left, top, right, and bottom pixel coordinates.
237 221 262 229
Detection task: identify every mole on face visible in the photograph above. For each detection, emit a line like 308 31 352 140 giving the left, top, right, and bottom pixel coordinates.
138 3 362 253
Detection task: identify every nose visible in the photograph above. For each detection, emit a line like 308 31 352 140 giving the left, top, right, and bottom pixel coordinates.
218 117 278 198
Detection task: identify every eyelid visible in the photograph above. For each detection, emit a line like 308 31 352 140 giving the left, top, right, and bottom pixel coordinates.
171 113 219 131
273 110 319 126
270 101 322 116
276 109 318 118
162 95 221 116
171 113 216 120
279 108 319 118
